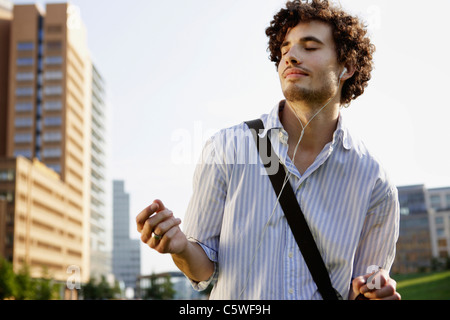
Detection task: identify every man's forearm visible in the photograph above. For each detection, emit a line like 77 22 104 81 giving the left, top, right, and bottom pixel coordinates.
171 241 215 282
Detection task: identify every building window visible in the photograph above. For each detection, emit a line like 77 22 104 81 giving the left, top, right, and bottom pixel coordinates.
42 148 61 158
47 25 62 34
16 87 34 97
17 42 34 51
438 238 448 248
44 85 62 96
44 117 62 127
46 41 62 51
435 216 444 225
15 117 33 128
17 57 34 66
14 133 33 143
437 228 445 238
15 102 33 112
16 72 34 81
44 100 62 111
44 70 63 80
13 149 32 158
0 191 14 202
0 170 15 181
430 195 441 210
44 56 63 65
43 131 62 142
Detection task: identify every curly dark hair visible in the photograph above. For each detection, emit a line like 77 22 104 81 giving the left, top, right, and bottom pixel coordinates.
265 0 375 105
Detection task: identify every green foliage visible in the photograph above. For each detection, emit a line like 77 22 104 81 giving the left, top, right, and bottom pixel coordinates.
0 258 16 299
0 257 60 300
81 275 121 300
144 273 176 300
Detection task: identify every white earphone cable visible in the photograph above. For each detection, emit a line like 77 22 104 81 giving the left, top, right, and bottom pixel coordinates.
239 72 344 298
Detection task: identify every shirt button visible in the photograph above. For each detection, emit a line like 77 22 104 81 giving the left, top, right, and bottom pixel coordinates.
288 252 293 258
289 288 294 294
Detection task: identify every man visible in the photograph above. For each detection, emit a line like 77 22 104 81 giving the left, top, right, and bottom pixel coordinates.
136 0 401 300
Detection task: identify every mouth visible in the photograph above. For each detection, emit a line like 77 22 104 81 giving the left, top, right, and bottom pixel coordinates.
283 67 309 79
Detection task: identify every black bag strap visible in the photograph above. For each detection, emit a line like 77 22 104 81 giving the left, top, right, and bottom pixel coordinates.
245 119 340 300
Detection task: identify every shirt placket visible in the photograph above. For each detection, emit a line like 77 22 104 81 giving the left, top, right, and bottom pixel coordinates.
271 129 300 299
275 129 340 299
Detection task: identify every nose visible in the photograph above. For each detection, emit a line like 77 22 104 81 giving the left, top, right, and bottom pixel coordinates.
286 56 299 65
283 47 302 66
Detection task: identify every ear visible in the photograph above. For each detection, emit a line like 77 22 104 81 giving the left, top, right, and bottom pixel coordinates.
340 64 356 81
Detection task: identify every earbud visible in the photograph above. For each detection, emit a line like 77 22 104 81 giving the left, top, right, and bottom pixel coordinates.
240 63 349 299
339 67 347 80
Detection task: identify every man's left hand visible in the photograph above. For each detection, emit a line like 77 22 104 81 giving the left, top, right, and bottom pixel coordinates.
350 269 401 300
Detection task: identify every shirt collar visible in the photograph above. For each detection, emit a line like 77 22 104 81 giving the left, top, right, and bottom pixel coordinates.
259 100 285 137
260 100 353 150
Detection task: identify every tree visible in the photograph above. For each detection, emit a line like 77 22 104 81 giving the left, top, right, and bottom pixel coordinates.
34 267 60 300
0 258 60 300
0 258 16 299
145 273 175 300
14 264 35 300
81 276 121 300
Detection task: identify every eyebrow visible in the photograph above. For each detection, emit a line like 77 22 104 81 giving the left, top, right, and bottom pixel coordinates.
281 36 325 48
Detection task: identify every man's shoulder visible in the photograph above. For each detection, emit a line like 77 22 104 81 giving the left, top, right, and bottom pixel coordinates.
200 113 271 167
208 113 270 144
350 134 397 198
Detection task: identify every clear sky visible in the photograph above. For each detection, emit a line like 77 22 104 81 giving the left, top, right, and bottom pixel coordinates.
12 0 450 275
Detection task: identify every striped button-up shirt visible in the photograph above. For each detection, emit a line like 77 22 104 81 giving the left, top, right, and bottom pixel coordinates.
183 101 399 300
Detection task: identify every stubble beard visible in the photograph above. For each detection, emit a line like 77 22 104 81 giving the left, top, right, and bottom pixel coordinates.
283 77 336 107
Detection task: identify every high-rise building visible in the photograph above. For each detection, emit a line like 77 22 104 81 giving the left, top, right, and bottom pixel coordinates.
0 156 85 281
427 187 450 262
397 184 430 215
0 0 12 157
392 184 450 273
428 187 450 212
112 180 140 295
0 2 111 288
89 64 111 279
6 3 92 183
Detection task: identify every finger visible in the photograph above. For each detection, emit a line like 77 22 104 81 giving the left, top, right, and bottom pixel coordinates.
153 199 166 212
140 218 154 244
351 276 366 297
363 278 396 300
359 270 388 295
147 208 173 232
354 272 373 295
153 224 182 253
136 201 159 232
148 216 181 250
136 199 168 233
153 216 182 238
141 209 173 240
380 292 401 300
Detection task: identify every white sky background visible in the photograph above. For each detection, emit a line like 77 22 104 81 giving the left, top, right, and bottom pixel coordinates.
13 0 450 274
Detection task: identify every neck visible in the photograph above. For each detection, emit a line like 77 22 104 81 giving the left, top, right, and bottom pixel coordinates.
280 98 340 153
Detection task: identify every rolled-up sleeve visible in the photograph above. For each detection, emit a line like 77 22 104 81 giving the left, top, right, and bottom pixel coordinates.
186 240 219 290
182 135 228 291
352 185 400 278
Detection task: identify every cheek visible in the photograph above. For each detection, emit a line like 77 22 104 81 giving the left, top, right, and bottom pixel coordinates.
277 63 285 79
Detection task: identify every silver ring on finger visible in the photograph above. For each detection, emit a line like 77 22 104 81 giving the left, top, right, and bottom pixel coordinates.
153 232 162 241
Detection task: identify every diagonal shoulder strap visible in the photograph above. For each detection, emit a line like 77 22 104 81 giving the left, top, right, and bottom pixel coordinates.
245 119 340 300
